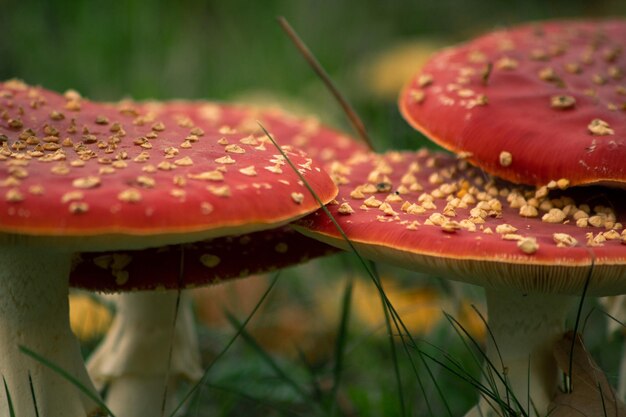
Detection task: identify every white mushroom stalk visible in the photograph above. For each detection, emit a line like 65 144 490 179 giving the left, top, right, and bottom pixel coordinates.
0 246 101 417
87 291 202 417
465 289 574 417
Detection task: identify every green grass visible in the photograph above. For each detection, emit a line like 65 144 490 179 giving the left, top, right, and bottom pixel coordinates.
3 377 17 417
173 262 483 417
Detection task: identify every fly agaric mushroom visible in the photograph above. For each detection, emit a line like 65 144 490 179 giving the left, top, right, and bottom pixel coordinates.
400 19 626 188
70 226 338 416
295 149 626 417
68 97 367 292
0 79 337 416
68 99 363 416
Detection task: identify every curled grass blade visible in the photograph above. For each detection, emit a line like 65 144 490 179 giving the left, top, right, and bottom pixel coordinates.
388 299 452 417
17 345 114 417
471 305 505 376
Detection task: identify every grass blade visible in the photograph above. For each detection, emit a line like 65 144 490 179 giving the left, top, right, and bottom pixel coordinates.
256 122 371 271
169 273 281 417
259 123 454 416
566 255 595 393
225 312 311 401
265 119 470 415
293 346 324 404
444 312 508 412
443 310 528 416
375 270 407 417
160 245 186 417
598 382 608 417
201 381 307 417
417 339 485 391
328 276 353 416
18 345 114 416
28 372 39 417
417 346 498 400
2 376 16 417
418 341 523 416
277 16 375 151
600 309 626 330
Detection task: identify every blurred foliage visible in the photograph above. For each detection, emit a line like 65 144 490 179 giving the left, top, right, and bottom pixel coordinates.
2 0 625 151
69 292 113 342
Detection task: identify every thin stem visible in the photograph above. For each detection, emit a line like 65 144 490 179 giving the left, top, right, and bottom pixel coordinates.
277 16 375 151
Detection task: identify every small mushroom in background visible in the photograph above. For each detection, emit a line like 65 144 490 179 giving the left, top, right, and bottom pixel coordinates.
295 149 626 417
396 18 626 414
0 80 338 416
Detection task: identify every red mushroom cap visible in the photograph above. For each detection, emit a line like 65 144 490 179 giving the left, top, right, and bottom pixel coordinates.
68 100 366 292
138 101 369 165
400 20 626 187
0 80 338 249
296 149 626 296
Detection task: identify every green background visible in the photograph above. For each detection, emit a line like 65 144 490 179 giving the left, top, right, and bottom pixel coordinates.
2 0 625 151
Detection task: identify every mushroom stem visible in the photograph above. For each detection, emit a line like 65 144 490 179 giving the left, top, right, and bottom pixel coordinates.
87 290 202 417
466 288 574 417
0 246 101 416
